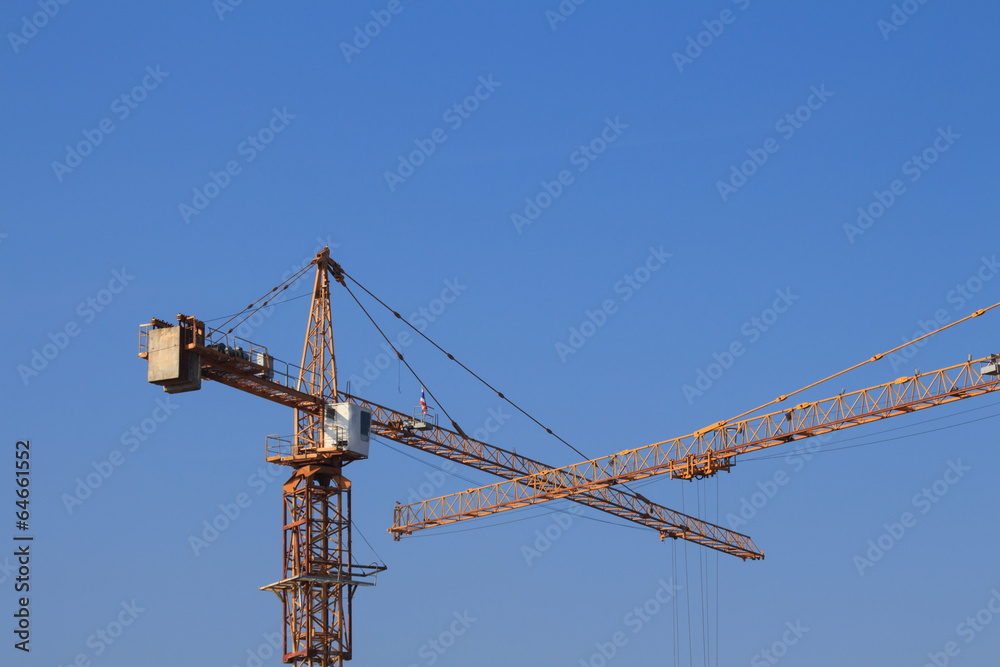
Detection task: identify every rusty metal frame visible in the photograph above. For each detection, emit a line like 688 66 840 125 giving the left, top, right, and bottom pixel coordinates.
265 465 363 665
140 248 766 667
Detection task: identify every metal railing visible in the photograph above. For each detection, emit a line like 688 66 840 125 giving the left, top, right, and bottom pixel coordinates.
138 323 151 358
410 408 438 427
140 319 309 395
204 326 304 391
266 434 295 459
266 422 349 460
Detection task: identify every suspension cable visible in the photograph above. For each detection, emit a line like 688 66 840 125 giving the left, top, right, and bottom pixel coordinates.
725 301 1000 425
338 268 656 503
204 292 311 323
339 280 471 439
219 263 316 336
351 519 387 568
340 270 590 457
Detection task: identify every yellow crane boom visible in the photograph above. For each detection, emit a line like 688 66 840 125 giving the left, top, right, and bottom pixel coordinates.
391 354 1000 539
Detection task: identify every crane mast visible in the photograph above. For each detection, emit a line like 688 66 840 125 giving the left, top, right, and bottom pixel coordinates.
261 250 374 665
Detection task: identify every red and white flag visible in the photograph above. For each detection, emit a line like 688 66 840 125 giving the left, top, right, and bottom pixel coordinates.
420 387 427 416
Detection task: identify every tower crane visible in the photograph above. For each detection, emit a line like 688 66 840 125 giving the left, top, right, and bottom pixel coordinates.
138 248 760 667
141 247 1000 664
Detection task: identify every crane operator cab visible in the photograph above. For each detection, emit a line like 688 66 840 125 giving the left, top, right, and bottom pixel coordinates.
320 403 372 459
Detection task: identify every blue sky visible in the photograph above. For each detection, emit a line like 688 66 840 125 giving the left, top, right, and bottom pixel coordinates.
3 1 1000 665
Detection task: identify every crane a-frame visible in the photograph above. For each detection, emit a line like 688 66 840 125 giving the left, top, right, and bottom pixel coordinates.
140 247 1000 665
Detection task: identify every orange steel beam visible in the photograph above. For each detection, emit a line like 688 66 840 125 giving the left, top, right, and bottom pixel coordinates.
352 393 760 559
277 249 358 667
295 249 340 452
200 349 319 411
141 322 761 558
275 464 363 664
392 355 1000 538
146 341 761 558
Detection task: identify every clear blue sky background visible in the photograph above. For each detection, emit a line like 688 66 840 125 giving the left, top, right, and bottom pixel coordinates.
3 1 1000 665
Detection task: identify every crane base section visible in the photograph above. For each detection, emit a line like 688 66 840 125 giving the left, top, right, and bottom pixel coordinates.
272 463 384 666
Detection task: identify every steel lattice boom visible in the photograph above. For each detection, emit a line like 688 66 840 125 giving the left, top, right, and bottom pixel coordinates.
344 394 760 558
140 320 761 561
391 357 1000 537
